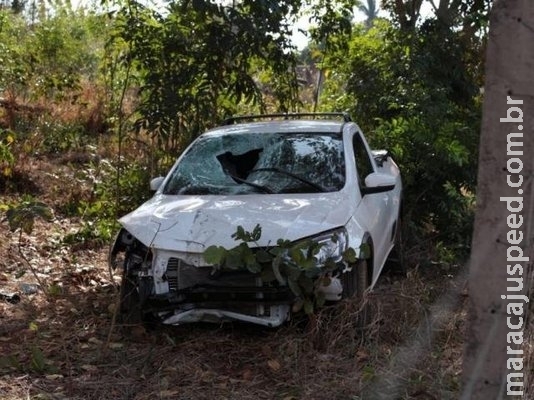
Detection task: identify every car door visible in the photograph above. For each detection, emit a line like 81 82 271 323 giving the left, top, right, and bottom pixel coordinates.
352 131 393 282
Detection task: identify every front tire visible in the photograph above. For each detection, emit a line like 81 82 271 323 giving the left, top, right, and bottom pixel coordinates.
119 268 142 326
389 217 406 275
341 258 371 328
341 258 369 300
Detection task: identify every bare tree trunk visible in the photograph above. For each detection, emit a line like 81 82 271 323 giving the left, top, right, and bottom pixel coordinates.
462 0 534 399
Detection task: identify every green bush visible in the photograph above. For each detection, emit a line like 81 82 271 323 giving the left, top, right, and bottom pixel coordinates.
319 19 481 256
0 129 15 177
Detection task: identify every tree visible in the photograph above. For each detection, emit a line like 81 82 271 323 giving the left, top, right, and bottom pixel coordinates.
318 16 483 251
461 0 534 397
110 0 303 157
358 0 378 28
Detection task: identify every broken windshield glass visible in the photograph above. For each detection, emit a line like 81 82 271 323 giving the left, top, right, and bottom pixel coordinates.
162 132 345 195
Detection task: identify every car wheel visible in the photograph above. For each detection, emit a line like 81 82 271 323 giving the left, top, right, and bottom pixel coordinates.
342 258 369 300
342 258 371 328
119 268 142 326
389 217 406 275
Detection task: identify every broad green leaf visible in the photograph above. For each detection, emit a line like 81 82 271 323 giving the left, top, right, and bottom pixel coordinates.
225 251 242 270
256 249 272 263
31 347 46 372
203 246 226 265
303 299 314 315
315 290 326 307
287 277 302 297
298 275 314 294
272 255 286 285
289 247 303 264
250 224 262 241
342 247 358 263
285 265 302 281
292 299 304 313
276 239 291 248
246 261 262 274
260 267 277 283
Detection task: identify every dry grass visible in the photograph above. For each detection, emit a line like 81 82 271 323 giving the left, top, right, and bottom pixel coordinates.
0 218 470 400
0 155 509 400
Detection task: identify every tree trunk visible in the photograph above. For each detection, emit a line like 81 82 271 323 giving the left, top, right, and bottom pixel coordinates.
461 0 534 398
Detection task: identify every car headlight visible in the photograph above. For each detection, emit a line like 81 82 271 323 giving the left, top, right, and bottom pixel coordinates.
311 228 349 265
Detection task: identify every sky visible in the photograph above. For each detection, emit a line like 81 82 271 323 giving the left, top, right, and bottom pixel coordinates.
291 8 370 50
73 0 434 51
291 2 435 50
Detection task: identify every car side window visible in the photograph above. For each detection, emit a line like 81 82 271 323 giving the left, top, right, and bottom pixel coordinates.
353 132 374 188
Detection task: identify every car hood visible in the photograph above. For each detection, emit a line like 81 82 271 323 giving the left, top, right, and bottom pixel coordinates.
119 193 352 252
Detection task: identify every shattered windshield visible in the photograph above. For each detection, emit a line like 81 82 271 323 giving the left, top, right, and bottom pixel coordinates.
163 131 345 195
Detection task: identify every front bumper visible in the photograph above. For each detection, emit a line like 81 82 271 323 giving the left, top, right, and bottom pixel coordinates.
161 305 291 327
146 254 294 327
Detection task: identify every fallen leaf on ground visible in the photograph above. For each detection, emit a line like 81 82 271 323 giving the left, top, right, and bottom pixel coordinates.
267 359 281 371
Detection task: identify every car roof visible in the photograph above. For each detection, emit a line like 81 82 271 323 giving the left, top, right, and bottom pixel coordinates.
203 120 348 137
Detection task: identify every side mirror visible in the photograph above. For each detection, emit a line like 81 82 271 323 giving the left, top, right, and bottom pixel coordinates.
150 176 165 192
371 149 390 167
361 172 395 195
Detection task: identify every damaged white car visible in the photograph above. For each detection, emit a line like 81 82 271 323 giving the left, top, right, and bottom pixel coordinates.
109 113 403 328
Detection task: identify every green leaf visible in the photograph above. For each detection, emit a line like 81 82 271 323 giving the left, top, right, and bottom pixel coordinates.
0 355 21 371
292 299 304 313
303 299 314 315
250 224 262 241
289 247 303 264
269 247 284 256
298 275 314 294
30 202 54 221
21 217 34 235
276 239 291 248
256 249 272 263
272 255 286 285
304 266 322 278
47 284 62 297
231 225 246 241
342 247 358 263
300 258 317 270
287 277 302 297
225 251 242 270
315 290 326 308
203 246 227 265
260 267 277 283
285 265 302 281
246 261 262 273
4 201 53 234
30 346 47 373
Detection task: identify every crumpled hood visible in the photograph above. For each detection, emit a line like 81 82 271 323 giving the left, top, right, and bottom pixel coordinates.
119 193 352 252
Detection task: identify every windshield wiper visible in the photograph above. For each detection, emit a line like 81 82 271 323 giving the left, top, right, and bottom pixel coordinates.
250 168 329 193
224 171 275 194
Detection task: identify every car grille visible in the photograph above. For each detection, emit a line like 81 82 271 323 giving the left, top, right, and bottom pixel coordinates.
166 257 259 291
162 256 292 315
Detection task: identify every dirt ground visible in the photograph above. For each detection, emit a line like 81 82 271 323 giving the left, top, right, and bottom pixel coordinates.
0 157 528 400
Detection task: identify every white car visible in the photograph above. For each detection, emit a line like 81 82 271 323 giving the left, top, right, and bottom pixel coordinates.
109 113 402 327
